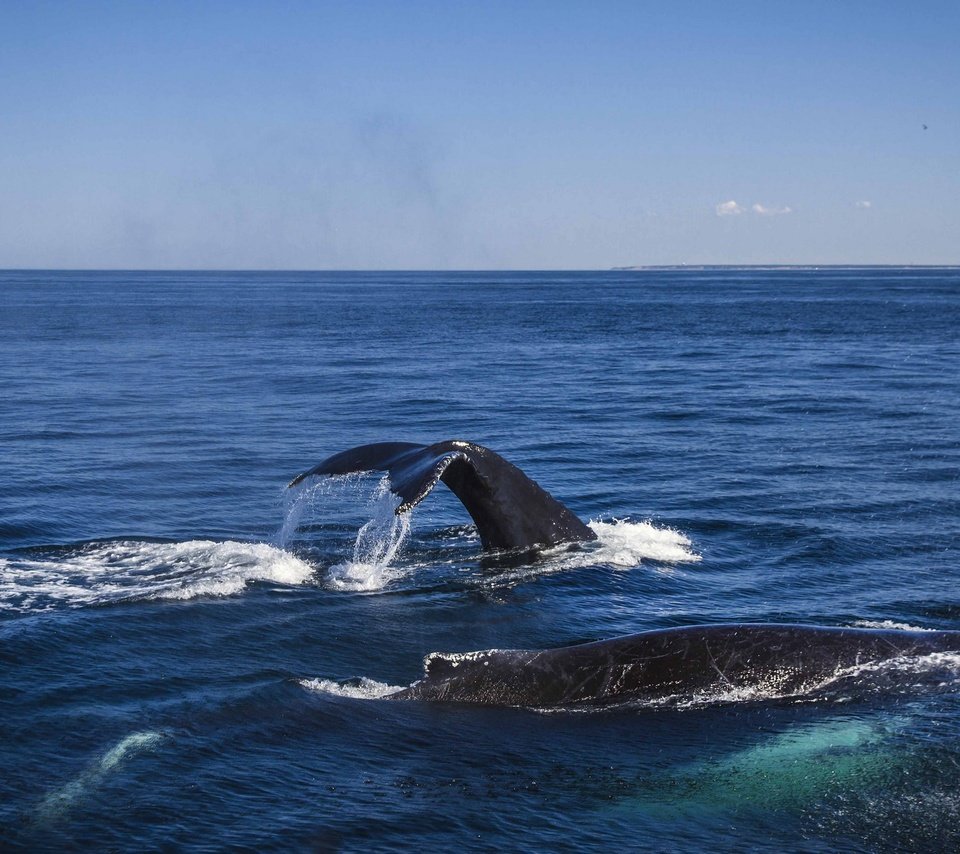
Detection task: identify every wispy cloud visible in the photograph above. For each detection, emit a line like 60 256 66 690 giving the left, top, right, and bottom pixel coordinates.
854 200 872 209
716 200 793 217
716 200 745 216
751 203 793 216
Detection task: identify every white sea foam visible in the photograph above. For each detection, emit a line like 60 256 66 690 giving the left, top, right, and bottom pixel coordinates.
300 677 403 699
0 540 315 612
585 519 701 568
36 730 164 821
486 519 701 589
852 619 935 632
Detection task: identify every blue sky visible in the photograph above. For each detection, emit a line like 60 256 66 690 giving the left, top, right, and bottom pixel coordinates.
1 1 957 268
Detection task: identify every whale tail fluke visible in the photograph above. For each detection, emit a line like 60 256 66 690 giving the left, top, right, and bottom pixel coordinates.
288 440 596 551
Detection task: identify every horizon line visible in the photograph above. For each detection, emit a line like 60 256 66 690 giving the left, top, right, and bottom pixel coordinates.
2 264 960 274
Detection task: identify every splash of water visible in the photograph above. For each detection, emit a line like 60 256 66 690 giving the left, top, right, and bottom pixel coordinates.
278 476 700 592
276 471 372 548
586 519 701 568
276 482 316 549
327 476 411 591
279 473 414 591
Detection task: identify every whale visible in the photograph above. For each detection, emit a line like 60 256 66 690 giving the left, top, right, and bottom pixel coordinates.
610 715 914 817
383 623 960 707
288 440 597 551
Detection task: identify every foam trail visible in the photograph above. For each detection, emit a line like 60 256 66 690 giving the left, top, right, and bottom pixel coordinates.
36 731 163 822
300 677 404 699
326 476 411 591
1 540 315 613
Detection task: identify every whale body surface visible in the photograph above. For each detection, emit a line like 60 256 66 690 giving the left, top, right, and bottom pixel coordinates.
387 624 960 707
289 440 596 551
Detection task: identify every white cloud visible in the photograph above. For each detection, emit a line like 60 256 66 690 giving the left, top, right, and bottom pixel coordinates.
716 200 745 216
855 200 872 209
751 203 793 216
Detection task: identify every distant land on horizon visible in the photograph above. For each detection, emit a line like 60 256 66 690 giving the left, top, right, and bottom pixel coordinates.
609 264 960 271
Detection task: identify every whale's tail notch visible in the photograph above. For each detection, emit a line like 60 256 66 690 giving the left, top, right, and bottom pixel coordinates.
288 440 597 552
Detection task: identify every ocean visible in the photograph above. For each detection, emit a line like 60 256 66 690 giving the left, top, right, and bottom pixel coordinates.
1 268 958 851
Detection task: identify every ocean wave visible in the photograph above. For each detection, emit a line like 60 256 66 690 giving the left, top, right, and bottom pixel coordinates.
0 539 315 612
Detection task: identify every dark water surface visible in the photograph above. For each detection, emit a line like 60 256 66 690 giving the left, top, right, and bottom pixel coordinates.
2 269 959 851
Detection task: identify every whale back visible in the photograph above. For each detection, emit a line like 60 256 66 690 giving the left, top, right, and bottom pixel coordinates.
388 625 960 707
289 439 597 551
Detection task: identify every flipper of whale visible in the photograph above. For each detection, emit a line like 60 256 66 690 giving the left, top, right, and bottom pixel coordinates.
385 624 960 707
288 440 597 551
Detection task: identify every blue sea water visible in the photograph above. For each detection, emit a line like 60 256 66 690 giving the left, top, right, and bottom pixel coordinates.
1 268 959 851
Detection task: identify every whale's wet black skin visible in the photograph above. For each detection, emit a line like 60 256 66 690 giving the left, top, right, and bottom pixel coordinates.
386 624 960 708
289 440 597 551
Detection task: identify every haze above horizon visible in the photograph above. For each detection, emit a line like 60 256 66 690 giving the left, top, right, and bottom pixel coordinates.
2 1 958 269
